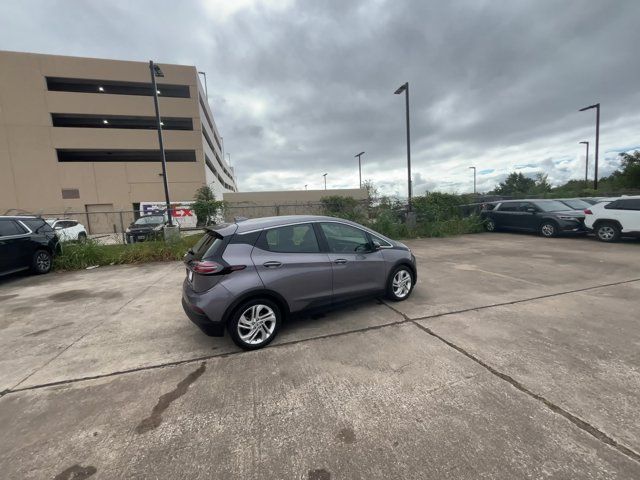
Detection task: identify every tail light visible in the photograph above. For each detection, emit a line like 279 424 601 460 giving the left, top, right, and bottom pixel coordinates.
189 260 246 275
584 209 593 215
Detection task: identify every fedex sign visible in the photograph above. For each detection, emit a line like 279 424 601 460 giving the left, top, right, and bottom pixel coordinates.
140 201 197 228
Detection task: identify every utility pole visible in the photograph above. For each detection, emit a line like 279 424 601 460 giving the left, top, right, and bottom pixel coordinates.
323 173 327 190
149 60 173 227
394 82 412 211
355 152 365 188
579 141 589 185
579 103 600 189
469 166 476 195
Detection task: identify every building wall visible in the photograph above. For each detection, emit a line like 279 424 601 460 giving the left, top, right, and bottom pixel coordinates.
0 50 235 216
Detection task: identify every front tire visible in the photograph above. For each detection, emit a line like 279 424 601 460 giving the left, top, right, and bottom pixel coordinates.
228 299 281 350
595 222 620 242
539 221 558 238
386 266 414 302
31 250 52 274
78 232 87 242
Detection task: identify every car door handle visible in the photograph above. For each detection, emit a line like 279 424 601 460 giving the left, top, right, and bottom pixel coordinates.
334 258 348 264
263 261 283 268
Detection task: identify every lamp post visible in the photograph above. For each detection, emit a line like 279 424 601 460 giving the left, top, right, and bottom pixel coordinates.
198 71 208 98
579 103 600 189
305 184 308 191
579 141 589 185
323 173 327 190
394 82 412 211
149 60 173 227
355 152 365 188
469 166 476 195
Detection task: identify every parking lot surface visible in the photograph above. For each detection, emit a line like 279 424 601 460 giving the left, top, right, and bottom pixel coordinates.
1 233 639 479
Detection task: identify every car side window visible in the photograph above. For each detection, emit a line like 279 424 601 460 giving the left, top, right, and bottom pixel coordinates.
519 202 535 212
607 199 640 211
263 223 320 253
0 220 26 237
320 223 371 253
370 233 392 248
604 201 621 210
498 202 521 212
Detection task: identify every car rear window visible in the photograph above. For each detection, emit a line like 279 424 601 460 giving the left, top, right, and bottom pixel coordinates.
190 232 224 260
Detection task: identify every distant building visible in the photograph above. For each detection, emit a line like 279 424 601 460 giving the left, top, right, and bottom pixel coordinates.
0 50 236 229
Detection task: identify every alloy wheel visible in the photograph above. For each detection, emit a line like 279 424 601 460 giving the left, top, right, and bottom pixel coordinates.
541 223 555 237
598 226 615 241
392 270 412 298
237 304 277 345
36 252 51 272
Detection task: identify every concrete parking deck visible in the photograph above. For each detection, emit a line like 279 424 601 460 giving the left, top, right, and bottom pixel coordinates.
1 233 639 479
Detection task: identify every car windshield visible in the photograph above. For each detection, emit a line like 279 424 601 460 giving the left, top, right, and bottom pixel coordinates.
535 200 572 212
134 215 164 225
560 199 591 210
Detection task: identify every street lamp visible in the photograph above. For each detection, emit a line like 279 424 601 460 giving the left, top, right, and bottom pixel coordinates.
579 103 600 189
149 60 173 227
579 141 589 185
305 184 308 191
469 166 476 195
323 173 327 190
355 152 365 188
394 82 412 211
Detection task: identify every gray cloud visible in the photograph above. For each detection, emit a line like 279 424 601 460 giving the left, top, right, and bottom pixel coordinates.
1 0 639 194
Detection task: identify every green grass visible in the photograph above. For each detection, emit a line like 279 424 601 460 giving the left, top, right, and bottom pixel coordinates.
53 234 202 271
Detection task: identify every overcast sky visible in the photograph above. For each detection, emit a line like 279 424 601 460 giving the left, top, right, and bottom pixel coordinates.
1 0 639 196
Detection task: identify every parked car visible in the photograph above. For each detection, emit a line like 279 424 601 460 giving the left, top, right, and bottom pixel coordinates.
556 198 592 211
579 197 616 205
125 214 166 243
0 216 59 276
583 196 640 242
481 200 586 237
182 215 417 350
45 219 87 242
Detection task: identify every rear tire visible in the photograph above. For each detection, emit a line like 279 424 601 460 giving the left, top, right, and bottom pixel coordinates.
228 298 281 350
484 219 497 232
595 222 620 242
386 266 414 302
78 232 87 242
539 221 558 238
31 250 52 274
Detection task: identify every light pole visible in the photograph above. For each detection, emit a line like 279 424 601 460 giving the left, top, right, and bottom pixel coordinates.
579 103 600 189
323 173 327 190
579 141 589 185
469 166 476 195
355 152 365 188
149 60 173 227
198 71 208 98
305 184 308 191
394 82 412 211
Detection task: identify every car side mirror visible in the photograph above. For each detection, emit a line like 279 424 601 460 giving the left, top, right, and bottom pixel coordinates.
370 241 382 252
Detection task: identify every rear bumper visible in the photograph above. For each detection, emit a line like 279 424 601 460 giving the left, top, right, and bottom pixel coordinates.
181 297 225 337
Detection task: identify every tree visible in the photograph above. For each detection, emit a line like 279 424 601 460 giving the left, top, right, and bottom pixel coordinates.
492 172 536 196
192 186 224 226
533 173 552 193
617 150 640 188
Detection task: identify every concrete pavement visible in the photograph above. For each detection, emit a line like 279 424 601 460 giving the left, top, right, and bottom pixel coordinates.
1 232 639 479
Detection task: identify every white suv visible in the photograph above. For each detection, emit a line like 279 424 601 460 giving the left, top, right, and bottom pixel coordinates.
583 196 640 242
45 219 87 242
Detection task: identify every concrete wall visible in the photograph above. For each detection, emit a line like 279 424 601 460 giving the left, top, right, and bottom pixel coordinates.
0 50 235 216
222 189 369 219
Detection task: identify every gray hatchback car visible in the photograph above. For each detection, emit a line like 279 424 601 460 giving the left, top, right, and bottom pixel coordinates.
182 215 416 350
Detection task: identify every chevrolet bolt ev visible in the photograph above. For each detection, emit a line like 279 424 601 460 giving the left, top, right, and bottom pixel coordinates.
182 215 417 350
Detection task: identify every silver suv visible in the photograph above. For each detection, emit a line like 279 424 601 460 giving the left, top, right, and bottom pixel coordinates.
182 215 417 350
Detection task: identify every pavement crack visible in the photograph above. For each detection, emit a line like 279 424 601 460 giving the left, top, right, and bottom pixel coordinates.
135 362 206 434
410 320 640 466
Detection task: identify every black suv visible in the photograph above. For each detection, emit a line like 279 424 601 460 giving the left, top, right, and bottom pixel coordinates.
481 200 586 237
0 216 60 276
125 214 166 243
